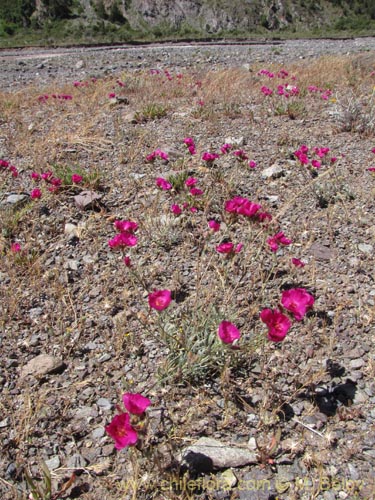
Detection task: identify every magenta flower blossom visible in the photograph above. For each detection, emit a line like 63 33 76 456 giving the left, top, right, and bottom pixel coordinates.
260 308 291 342
108 92 116 98
371 147 375 154
122 393 151 415
281 288 314 321
221 143 232 154
261 86 273 96
123 256 132 267
314 147 330 158
216 242 234 254
171 204 182 215
294 150 309 165
208 220 220 232
114 220 138 233
148 289 172 311
50 177 62 187
248 160 257 168
105 413 138 450
189 187 203 196
41 171 53 181
11 243 21 253
146 150 169 162
267 231 292 252
311 159 321 169
184 137 196 153
108 232 137 248
218 321 241 344
185 177 198 187
202 152 220 162
31 172 40 180
72 174 83 184
156 177 172 190
216 242 243 254
233 150 248 161
291 257 305 268
225 196 262 218
184 137 194 146
30 188 42 199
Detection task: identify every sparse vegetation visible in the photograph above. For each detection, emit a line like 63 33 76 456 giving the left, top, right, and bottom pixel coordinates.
1 45 375 500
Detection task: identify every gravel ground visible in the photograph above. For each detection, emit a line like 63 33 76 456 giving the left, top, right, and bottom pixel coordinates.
1 37 375 500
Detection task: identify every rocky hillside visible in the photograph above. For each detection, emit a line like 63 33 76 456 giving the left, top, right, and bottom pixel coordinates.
1 0 375 40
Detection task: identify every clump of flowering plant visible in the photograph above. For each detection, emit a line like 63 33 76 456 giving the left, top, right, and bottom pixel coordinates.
105 392 151 450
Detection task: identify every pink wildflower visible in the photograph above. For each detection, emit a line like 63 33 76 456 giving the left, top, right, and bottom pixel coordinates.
217 321 241 345
220 143 232 154
31 172 40 180
291 257 305 268
248 160 257 168
260 308 291 342
11 243 21 253
185 177 198 187
189 187 203 196
108 92 116 98
108 232 137 248
216 242 242 254
216 242 234 254
202 152 220 163
281 288 314 321
208 220 220 232
114 220 138 233
184 137 195 146
233 150 248 161
123 256 132 267
41 171 53 181
225 196 262 218
122 393 151 415
155 149 169 161
105 413 138 450
267 231 292 252
371 147 375 154
50 177 62 187
71 174 83 184
311 159 321 169
30 188 42 199
148 289 172 311
171 204 182 215
156 177 172 190
10 166 18 177
261 86 273 96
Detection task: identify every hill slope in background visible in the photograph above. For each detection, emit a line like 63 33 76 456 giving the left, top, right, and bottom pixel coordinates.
0 0 375 45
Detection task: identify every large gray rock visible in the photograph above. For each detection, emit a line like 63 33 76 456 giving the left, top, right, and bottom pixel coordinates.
181 437 257 472
20 354 66 379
